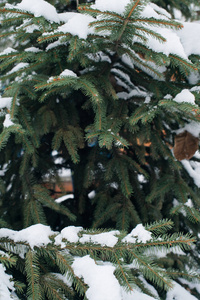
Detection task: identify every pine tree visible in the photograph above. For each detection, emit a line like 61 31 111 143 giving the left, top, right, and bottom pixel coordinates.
0 0 200 299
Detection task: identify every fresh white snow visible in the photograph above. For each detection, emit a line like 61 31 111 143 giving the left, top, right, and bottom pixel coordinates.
0 264 15 300
6 0 60 23
0 47 17 56
1 1 200 299
7 63 29 75
0 223 199 300
0 224 54 249
25 47 42 53
3 114 14 128
122 224 152 243
0 97 12 110
91 0 130 15
60 69 77 77
55 225 83 245
173 89 196 105
55 194 74 203
72 255 121 300
55 14 95 39
79 230 119 247
177 22 200 56
166 281 198 300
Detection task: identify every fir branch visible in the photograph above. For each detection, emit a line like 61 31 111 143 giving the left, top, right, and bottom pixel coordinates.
169 54 198 71
38 33 71 43
78 5 124 20
145 219 174 234
132 234 196 250
0 8 33 18
0 254 17 268
33 184 76 221
134 18 183 29
127 0 142 19
25 250 42 300
114 253 133 291
130 250 173 289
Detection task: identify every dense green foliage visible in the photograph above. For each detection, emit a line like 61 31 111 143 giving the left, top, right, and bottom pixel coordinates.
0 0 200 299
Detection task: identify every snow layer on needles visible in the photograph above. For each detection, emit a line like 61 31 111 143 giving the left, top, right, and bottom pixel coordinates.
166 281 198 300
6 0 200 59
177 22 200 56
55 226 83 245
181 160 200 188
91 0 130 15
79 230 119 247
72 255 121 300
0 224 54 249
0 224 198 300
60 69 77 78
6 0 60 23
0 47 17 56
0 264 15 300
174 89 196 105
123 224 152 243
3 114 14 128
72 255 158 300
142 27 188 60
0 96 12 109
55 14 95 39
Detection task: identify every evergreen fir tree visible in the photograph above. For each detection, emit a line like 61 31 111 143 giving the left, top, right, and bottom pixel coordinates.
0 0 200 299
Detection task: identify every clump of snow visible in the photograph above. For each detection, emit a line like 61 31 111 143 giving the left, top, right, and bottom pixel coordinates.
25 47 41 53
6 0 60 23
142 27 188 60
0 224 54 249
55 14 95 39
0 47 17 56
58 167 72 178
187 71 200 85
72 255 121 300
174 89 196 105
164 94 173 100
15 224 54 249
166 281 198 300
47 76 54 83
24 24 40 34
0 264 15 300
0 97 12 110
88 190 95 199
7 63 29 75
176 121 200 138
60 69 77 77
179 278 200 295
138 174 147 183
177 22 200 56
55 226 83 246
173 8 183 20
3 114 14 128
55 226 119 247
181 160 200 188
123 224 152 243
121 288 157 300
79 230 119 247
149 3 171 19
58 12 78 23
55 194 74 203
91 0 130 15
46 40 66 51
141 4 169 20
